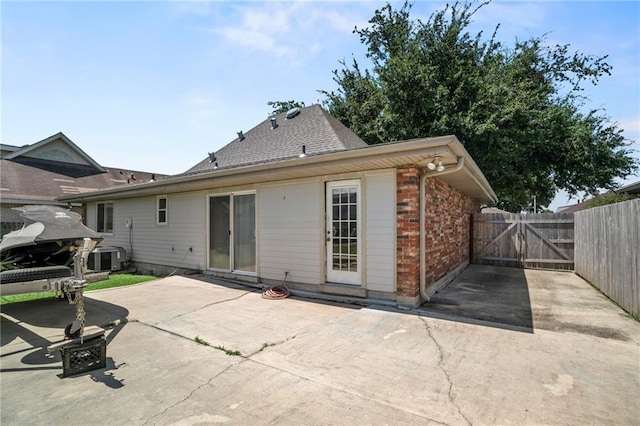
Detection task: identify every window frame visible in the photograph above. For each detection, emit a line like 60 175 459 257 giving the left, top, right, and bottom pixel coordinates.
207 191 256 275
96 202 114 234
157 196 168 225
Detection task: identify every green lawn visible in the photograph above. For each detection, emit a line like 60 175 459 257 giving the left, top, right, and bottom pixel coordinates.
0 274 156 305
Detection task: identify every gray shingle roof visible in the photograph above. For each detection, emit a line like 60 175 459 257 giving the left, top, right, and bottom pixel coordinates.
184 104 368 175
0 157 165 203
0 132 167 204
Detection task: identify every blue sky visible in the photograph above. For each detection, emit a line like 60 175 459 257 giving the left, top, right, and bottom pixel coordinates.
2 1 639 210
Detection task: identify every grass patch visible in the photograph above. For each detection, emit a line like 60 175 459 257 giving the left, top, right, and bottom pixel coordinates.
85 274 156 291
195 336 210 346
0 274 157 305
259 342 276 352
214 345 242 356
100 319 126 329
195 337 241 356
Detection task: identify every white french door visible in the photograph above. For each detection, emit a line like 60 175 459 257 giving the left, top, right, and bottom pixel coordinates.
326 180 361 285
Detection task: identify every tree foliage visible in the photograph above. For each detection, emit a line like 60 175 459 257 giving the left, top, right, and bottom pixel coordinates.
267 100 306 115
321 1 637 211
584 192 630 209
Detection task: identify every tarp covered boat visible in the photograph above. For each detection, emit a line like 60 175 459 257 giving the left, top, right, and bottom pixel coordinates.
1 205 103 270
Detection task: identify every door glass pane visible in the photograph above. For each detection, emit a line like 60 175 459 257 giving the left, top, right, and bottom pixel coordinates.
331 185 358 272
233 194 256 272
209 196 230 269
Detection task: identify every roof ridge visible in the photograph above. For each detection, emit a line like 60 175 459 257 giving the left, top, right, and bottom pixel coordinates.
317 106 368 150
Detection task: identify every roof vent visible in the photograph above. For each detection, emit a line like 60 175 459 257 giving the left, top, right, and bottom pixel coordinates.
237 131 245 141
286 107 301 119
208 152 217 163
270 117 278 129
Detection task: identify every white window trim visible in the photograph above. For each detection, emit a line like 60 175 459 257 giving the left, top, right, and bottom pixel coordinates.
157 195 168 225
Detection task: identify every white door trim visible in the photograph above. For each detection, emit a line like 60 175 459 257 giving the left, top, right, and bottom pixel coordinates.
326 179 361 285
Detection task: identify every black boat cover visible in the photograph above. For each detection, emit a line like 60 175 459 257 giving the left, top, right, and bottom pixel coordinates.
0 206 103 253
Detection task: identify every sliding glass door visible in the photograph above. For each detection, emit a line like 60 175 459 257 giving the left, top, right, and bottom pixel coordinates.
233 194 256 272
209 193 256 273
209 196 230 270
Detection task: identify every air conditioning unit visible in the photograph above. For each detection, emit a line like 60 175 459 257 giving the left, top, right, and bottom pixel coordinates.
87 246 126 272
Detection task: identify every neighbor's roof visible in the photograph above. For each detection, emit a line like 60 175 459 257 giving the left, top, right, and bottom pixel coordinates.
0 157 163 205
0 132 165 205
3 132 107 173
185 104 368 175
615 180 640 195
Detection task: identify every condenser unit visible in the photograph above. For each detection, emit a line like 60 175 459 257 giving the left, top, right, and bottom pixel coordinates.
87 246 126 272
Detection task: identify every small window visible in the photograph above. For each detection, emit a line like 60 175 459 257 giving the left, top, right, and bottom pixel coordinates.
157 196 168 225
97 202 113 233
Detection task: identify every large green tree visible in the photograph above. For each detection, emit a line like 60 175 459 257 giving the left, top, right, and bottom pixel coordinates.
267 100 306 115
321 1 637 211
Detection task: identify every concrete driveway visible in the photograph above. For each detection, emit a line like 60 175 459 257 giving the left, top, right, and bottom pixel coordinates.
2 266 639 425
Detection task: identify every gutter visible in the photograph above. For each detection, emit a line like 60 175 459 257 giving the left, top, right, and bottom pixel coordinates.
417 145 498 303
58 136 460 202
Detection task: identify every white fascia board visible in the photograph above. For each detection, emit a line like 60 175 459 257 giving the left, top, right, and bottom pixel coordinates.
59 135 496 204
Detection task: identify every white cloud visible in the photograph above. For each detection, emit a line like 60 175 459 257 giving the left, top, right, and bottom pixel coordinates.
618 115 640 137
211 1 375 59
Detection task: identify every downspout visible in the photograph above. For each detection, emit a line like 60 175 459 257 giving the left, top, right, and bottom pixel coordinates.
419 157 465 302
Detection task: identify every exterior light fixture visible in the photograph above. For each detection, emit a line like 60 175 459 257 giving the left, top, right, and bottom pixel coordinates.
427 156 442 171
436 158 445 172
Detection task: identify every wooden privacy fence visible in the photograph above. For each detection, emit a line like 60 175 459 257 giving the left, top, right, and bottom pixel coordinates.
575 199 639 317
473 213 574 271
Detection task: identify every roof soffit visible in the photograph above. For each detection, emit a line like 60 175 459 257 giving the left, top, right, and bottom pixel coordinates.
59 136 497 204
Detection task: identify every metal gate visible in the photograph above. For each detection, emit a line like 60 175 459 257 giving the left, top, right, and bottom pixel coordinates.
472 213 574 270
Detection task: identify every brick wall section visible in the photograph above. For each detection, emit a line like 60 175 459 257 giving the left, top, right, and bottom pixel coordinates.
396 166 421 298
423 177 480 288
396 168 480 300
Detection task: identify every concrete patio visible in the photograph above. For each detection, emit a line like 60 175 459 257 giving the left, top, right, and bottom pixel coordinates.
1 265 639 425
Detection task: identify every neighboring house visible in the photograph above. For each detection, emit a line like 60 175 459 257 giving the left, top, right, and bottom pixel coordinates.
556 201 590 214
59 105 497 307
0 132 163 237
556 181 640 213
615 180 640 197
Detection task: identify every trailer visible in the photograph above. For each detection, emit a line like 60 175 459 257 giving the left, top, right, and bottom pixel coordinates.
1 206 110 376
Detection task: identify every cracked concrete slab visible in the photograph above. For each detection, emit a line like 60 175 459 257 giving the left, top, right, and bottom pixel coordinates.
2 267 639 425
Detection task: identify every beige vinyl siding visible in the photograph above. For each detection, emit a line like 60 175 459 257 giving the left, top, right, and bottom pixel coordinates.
365 172 396 292
258 181 323 284
87 192 206 271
